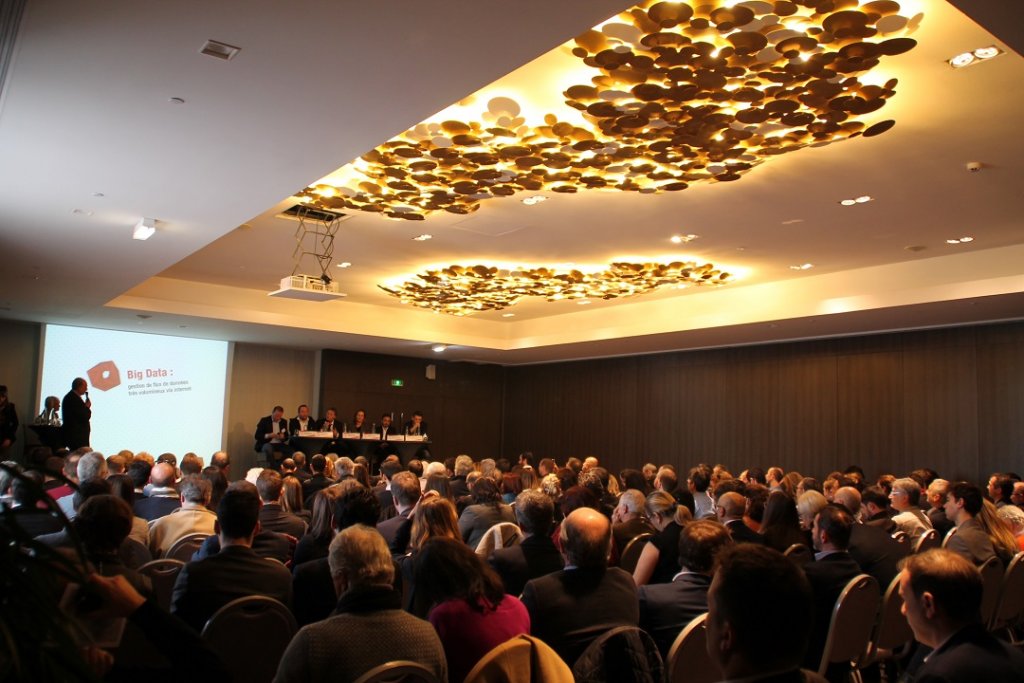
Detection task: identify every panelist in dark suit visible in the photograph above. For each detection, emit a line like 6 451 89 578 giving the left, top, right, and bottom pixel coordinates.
404 411 428 437
254 405 291 466
316 407 341 455
61 377 91 450
488 489 564 596
377 413 401 441
288 403 317 444
170 485 292 633
801 505 872 674
638 519 733 657
521 507 640 665
900 549 1024 683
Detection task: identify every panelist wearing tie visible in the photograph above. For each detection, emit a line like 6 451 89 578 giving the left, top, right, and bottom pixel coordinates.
289 404 317 448
404 411 428 437
317 407 340 455
254 405 292 467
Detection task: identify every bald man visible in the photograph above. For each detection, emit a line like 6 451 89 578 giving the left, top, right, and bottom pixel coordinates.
833 486 905 589
134 462 182 521
716 491 763 545
521 507 640 665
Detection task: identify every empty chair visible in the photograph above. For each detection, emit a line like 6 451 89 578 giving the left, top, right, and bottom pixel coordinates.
201 595 297 683
165 532 209 563
353 661 440 683
914 529 940 554
990 552 1024 638
979 556 1005 629
784 543 813 565
571 625 664 683
137 558 185 612
619 533 652 574
817 574 880 683
474 522 524 557
667 613 721 683
464 634 573 683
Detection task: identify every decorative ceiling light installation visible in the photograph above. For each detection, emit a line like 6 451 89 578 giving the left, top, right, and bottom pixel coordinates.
297 0 921 221
379 259 732 315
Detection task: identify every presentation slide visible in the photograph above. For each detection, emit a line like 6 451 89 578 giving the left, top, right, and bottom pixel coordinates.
40 324 229 456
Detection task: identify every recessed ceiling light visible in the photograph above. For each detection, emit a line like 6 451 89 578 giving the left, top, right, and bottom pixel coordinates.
855 195 872 203
948 45 1003 68
168 97 185 105
501 313 515 318
412 234 432 241
577 300 591 305
430 344 447 353
670 234 699 244
946 236 974 244
132 218 157 240
199 39 241 61
336 262 352 268
839 196 872 206
790 263 814 270
521 195 547 206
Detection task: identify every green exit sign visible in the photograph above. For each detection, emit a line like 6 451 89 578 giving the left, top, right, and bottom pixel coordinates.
390 379 404 387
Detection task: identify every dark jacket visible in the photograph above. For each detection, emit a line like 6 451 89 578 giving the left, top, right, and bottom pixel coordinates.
488 534 565 597
638 571 711 657
61 390 91 449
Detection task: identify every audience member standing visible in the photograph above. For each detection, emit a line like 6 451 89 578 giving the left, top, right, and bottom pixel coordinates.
62 377 91 450
0 385 19 457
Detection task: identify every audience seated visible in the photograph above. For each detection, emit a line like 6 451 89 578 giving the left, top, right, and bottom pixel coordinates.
148 475 216 557
638 519 733 657
943 482 998 565
889 477 932 540
706 544 826 683
926 478 955 539
416 536 530 682
488 488 564 596
521 507 640 666
133 462 181 522
7 470 65 536
257 469 308 538
610 488 655 552
292 486 343 566
716 490 764 545
171 485 292 632
760 490 809 552
274 525 447 683
59 451 108 519
632 490 688 586
107 474 150 547
301 455 332 506
75 494 154 597
832 486 905 588
900 549 1024 682
401 495 463 616
458 477 516 548
378 471 420 554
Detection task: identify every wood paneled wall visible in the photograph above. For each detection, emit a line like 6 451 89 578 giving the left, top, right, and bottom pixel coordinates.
502 323 1024 484
319 351 504 461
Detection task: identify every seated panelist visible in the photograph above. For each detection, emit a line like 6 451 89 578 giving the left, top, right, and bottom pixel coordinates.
404 411 428 437
378 413 400 441
289 403 317 436
254 405 292 466
317 407 340 455
350 409 368 435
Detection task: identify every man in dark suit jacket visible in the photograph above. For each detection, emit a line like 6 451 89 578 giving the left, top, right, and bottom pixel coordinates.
717 491 764 545
255 469 307 538
254 405 291 467
170 485 292 633
521 507 639 666
302 454 332 506
133 462 182 522
489 489 564 596
611 489 655 552
801 505 874 674
900 549 1024 682
944 482 999 566
834 487 905 588
377 472 419 554
638 519 732 657
288 403 317 437
61 377 91 450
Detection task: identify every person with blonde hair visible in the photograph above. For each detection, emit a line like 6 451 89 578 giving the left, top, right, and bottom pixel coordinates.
633 490 690 586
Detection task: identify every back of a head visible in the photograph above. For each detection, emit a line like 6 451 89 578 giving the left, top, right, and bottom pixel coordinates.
391 471 422 507
332 486 381 531
620 469 647 492
416 536 504 609
951 481 983 516
76 494 132 553
561 485 600 517
179 474 212 506
407 459 424 478
63 454 82 480
902 549 982 624
645 489 677 519
762 490 798 530
714 478 747 499
717 491 746 518
105 455 126 475
380 459 402 481
150 462 176 488
180 453 202 476
817 504 854 549
328 524 394 588
77 452 108 483
656 467 678 493
12 469 43 505
336 456 355 478
618 489 646 516
711 544 812 671
411 496 461 550
156 453 177 468
256 469 284 503
202 466 228 507
424 461 446 479
310 454 327 474
863 486 890 511
515 488 554 536
454 455 474 477
831 486 861 516
73 478 112 511
892 477 921 506
471 476 501 505
679 519 733 573
211 451 230 470
127 460 151 489
217 487 260 540
561 507 611 569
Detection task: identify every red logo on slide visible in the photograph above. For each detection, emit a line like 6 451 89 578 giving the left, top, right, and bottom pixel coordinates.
88 360 121 391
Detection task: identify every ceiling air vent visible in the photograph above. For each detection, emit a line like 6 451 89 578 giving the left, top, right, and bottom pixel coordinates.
276 204 350 224
199 40 241 61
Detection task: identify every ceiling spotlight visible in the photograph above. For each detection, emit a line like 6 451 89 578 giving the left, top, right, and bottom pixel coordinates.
501 313 515 318
973 46 1002 60
790 263 814 270
949 46 1003 68
577 300 591 305
132 218 157 240
946 236 974 244
670 234 699 244
430 344 447 353
336 262 352 268
521 195 547 206
855 195 872 203
412 234 433 241
948 51 975 69
840 199 857 206
840 196 872 206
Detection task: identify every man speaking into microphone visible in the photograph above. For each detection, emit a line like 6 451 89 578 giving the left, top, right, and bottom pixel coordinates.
62 377 92 450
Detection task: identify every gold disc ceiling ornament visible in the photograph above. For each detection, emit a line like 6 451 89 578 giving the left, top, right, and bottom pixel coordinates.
379 259 732 315
298 0 920 220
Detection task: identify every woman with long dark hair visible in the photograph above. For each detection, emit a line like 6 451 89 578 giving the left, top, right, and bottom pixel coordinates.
760 490 808 552
458 477 515 548
414 537 529 682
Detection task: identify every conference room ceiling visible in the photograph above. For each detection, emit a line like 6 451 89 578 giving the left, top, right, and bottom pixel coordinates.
0 0 1021 364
